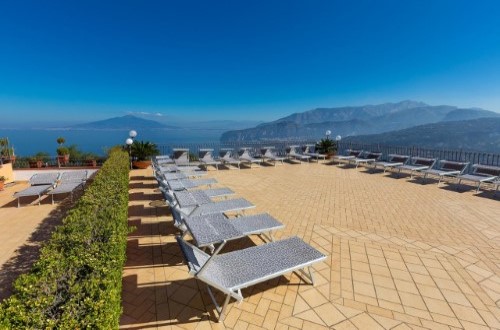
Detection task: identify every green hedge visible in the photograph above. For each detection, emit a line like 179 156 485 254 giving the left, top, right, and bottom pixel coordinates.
0 151 130 329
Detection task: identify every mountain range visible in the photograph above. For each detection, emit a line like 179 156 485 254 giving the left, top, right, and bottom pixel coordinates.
71 115 177 130
220 101 500 143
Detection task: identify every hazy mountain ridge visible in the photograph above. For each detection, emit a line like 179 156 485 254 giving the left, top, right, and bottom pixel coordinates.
71 115 177 130
343 117 500 153
220 101 499 142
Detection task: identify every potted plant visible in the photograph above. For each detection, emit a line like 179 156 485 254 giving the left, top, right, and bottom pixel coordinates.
0 138 16 164
131 140 160 169
83 153 99 167
29 152 50 168
315 137 338 159
0 176 6 191
56 137 70 165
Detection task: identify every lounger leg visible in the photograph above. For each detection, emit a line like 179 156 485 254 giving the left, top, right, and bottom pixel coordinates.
297 266 316 285
476 182 481 193
52 194 54 205
456 178 462 191
17 197 20 208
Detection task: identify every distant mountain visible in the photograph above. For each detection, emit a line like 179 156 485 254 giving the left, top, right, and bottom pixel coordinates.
220 101 500 142
71 115 177 130
343 117 500 153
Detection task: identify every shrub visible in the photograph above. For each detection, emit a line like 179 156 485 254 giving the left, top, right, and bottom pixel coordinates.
0 150 131 329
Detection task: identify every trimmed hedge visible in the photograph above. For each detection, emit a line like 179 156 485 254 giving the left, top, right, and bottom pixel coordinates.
0 151 130 329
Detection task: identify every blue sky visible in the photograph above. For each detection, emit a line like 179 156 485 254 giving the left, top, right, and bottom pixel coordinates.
1 0 500 125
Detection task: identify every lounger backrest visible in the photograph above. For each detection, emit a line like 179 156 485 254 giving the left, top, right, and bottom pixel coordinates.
239 148 254 158
173 149 189 165
439 161 469 173
30 173 59 186
219 149 232 159
389 154 410 163
286 145 299 155
199 149 214 161
176 236 210 274
365 152 382 160
60 171 87 183
348 150 362 157
412 157 435 167
473 164 500 177
260 147 273 156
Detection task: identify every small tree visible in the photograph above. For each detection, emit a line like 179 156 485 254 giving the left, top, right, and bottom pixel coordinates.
315 137 338 155
56 137 66 145
131 140 160 161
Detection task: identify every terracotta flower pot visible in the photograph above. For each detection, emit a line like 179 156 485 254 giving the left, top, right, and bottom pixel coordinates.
29 160 44 168
132 160 151 169
85 159 97 167
0 181 4 191
57 155 70 166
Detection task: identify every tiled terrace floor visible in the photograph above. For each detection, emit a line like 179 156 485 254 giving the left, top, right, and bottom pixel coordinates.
0 181 71 300
121 163 500 329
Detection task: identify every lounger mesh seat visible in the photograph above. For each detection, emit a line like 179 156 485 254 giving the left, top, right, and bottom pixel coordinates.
163 172 205 181
183 198 255 217
397 157 436 178
165 178 217 191
373 154 410 172
154 155 174 165
182 212 284 247
421 160 469 185
177 235 326 322
158 165 202 173
200 187 234 198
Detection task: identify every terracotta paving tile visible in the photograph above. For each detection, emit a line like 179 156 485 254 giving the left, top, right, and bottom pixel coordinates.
108 166 500 329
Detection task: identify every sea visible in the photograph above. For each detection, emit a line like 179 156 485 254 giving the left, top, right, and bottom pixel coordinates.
1 128 224 157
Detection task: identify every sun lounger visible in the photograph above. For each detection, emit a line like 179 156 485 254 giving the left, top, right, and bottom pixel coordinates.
13 172 60 207
199 148 221 170
219 148 242 169
162 171 205 181
260 146 285 166
286 145 310 163
238 148 262 168
176 235 326 322
372 154 410 172
456 164 500 193
350 151 382 168
332 149 362 165
421 160 469 185
173 148 190 166
182 212 284 246
302 144 327 162
47 170 88 204
396 156 436 179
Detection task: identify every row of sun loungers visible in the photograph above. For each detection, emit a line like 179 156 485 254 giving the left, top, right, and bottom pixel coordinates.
12 171 88 207
334 149 500 194
154 145 330 171
151 160 326 322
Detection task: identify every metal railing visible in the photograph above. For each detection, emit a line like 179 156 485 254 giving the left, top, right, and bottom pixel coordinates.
157 141 500 169
10 157 106 169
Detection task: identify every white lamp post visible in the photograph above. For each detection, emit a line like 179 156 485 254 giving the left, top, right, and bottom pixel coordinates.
126 130 137 169
325 130 331 139
335 135 341 141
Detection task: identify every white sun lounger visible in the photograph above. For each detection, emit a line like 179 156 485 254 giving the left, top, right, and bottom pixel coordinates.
47 170 88 204
350 151 382 168
286 145 310 163
372 154 410 172
199 148 221 170
176 235 326 322
260 146 285 166
238 148 262 168
421 160 469 185
332 149 362 165
302 144 327 162
456 164 500 193
13 172 60 207
219 149 242 169
396 156 437 179
173 148 190 166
